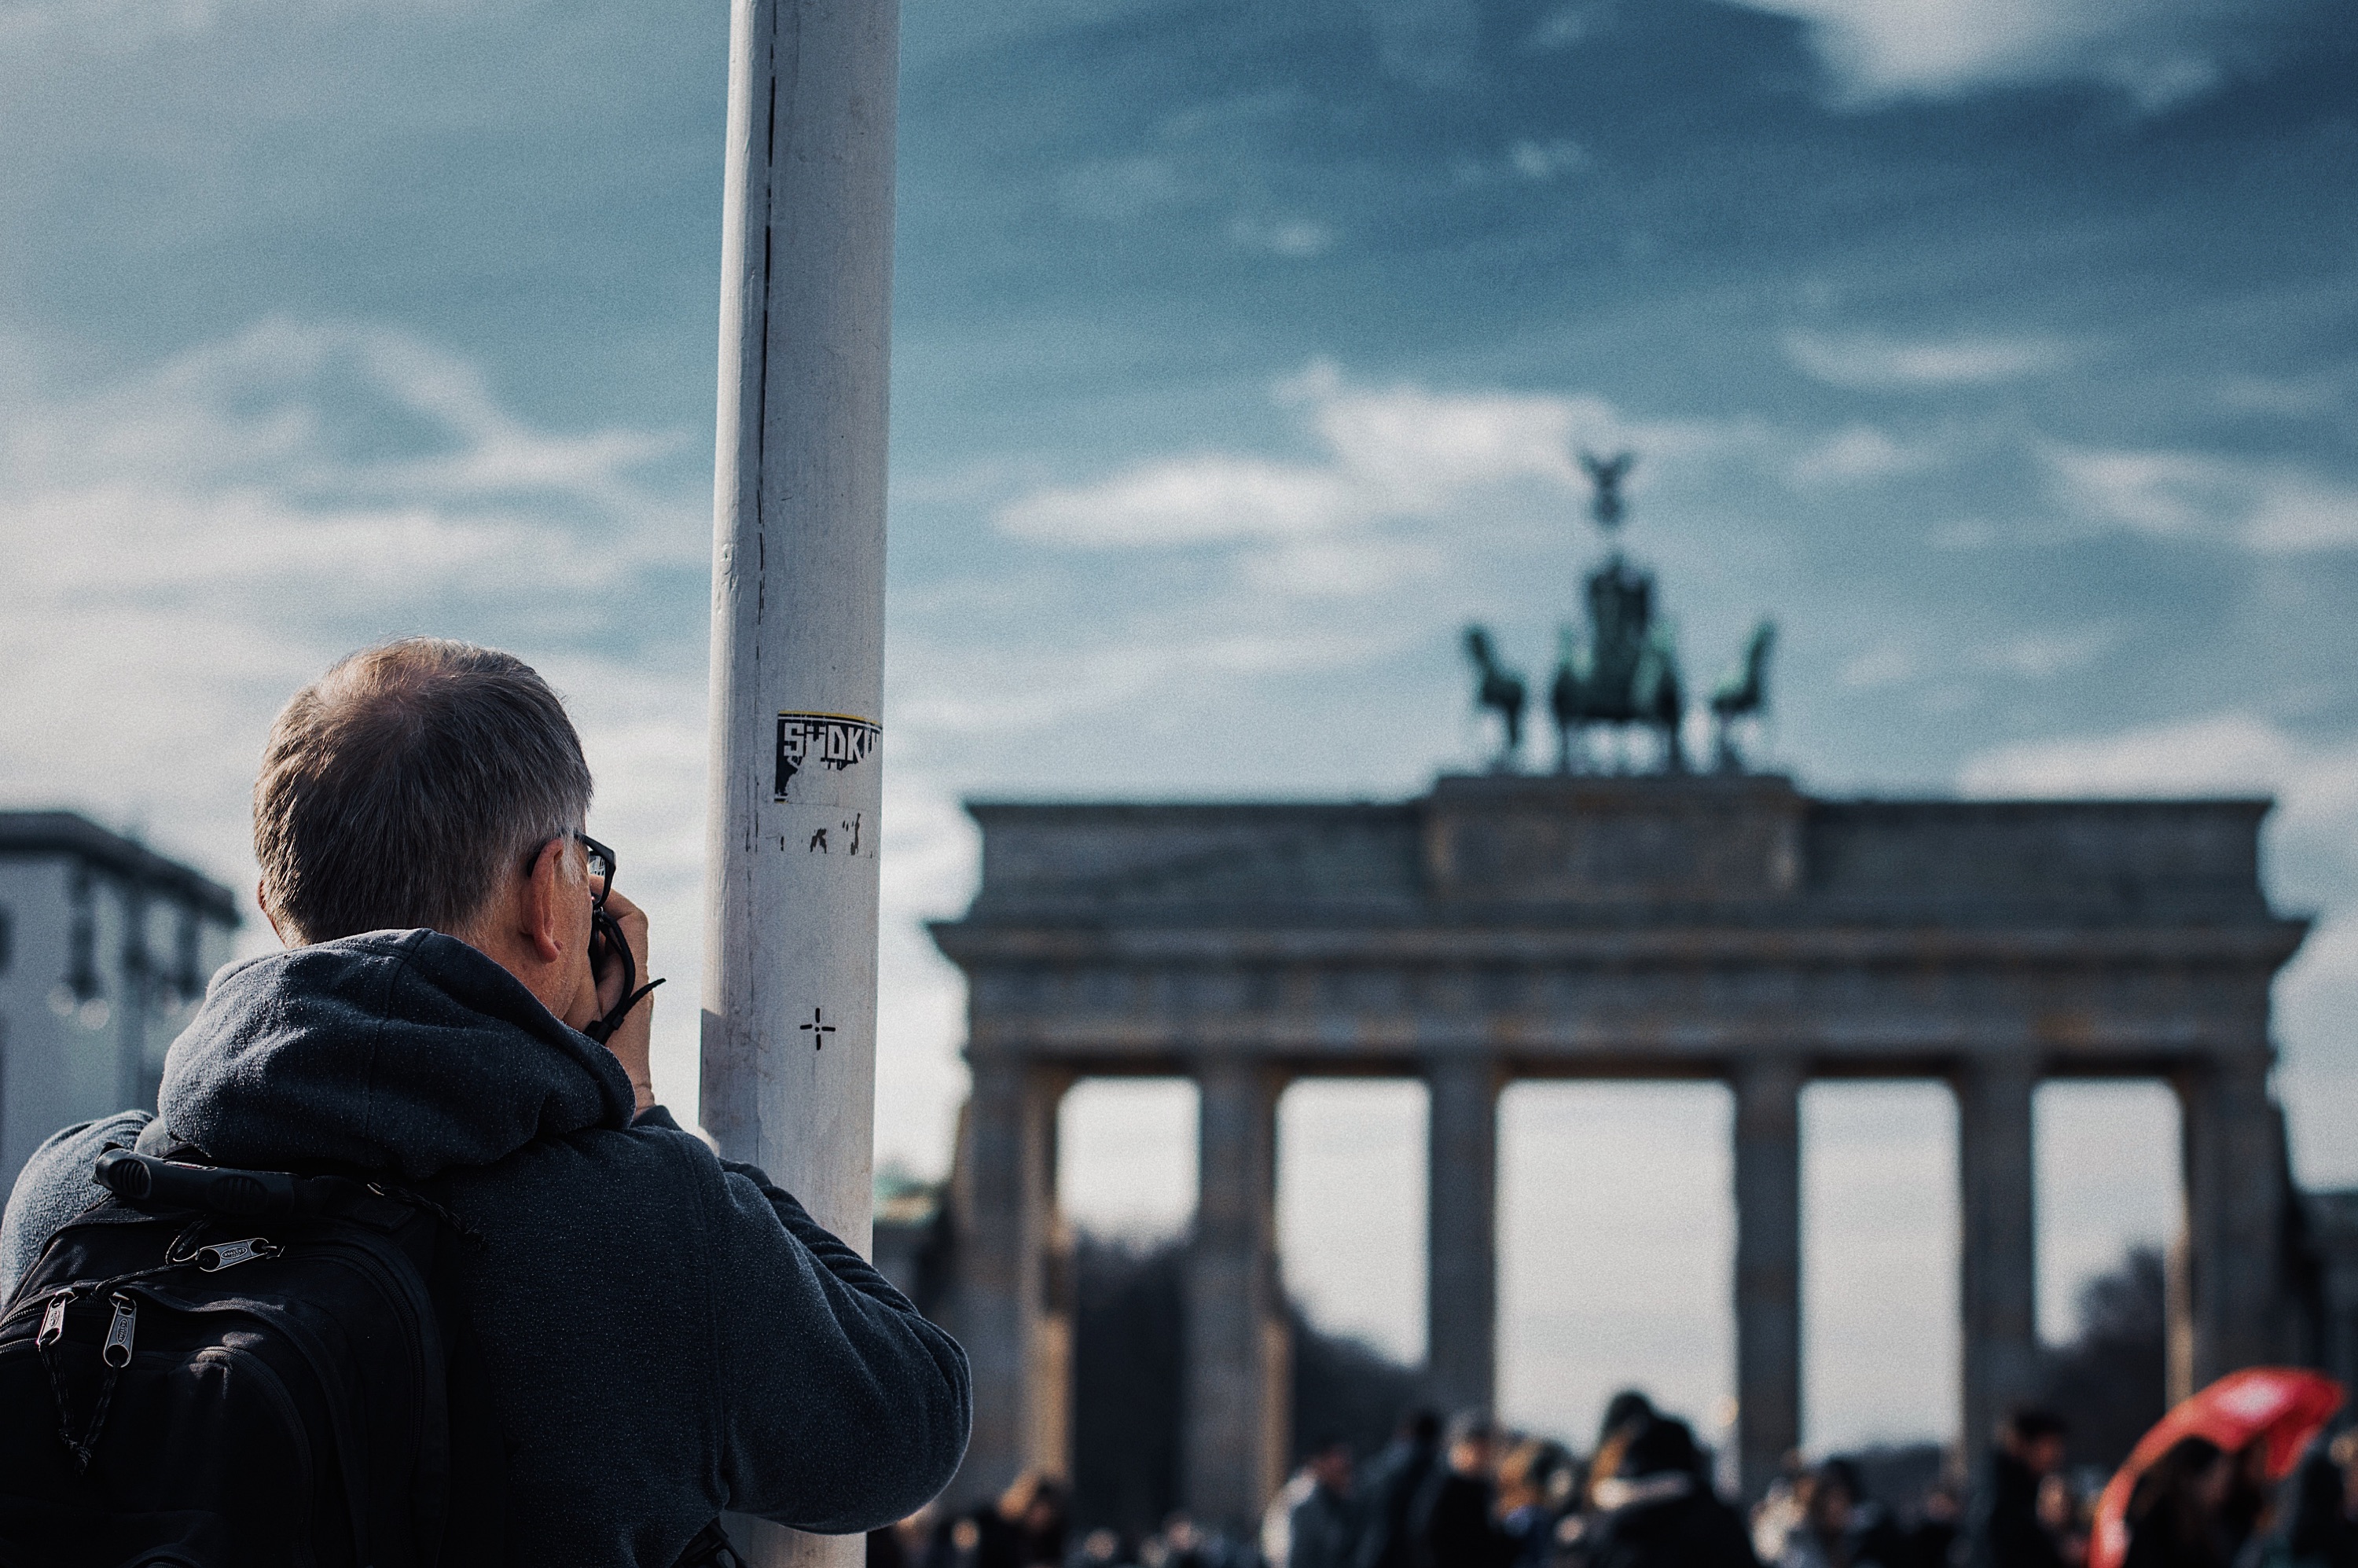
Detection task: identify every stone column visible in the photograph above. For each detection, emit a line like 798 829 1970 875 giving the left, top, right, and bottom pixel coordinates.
1956 1055 2040 1454
1427 1058 1500 1420
2165 1233 2196 1408
1732 1056 1804 1503
1186 1059 1288 1537
957 1056 1070 1504
2180 1052 2282 1386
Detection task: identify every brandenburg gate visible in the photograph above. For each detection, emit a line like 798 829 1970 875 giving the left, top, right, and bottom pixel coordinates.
929 773 2307 1527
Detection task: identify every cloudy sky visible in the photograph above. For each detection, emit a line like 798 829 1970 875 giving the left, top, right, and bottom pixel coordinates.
2 0 2352 1451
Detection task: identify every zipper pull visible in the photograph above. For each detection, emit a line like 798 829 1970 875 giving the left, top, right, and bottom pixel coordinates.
101 1294 138 1368
37 1291 71 1348
195 1237 281 1272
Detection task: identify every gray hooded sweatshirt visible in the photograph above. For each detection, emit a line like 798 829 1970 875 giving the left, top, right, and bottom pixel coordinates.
0 928 971 1566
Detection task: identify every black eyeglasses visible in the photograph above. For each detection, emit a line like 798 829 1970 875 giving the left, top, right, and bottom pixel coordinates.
576 832 615 906
569 831 660 1045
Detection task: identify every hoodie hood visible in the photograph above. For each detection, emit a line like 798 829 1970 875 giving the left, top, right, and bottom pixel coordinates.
159 928 637 1179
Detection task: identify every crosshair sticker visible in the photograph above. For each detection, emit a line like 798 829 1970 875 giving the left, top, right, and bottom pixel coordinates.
799 1008 837 1049
774 713 880 801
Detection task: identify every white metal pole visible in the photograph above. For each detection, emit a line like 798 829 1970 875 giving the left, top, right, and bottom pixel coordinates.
701 0 898 1559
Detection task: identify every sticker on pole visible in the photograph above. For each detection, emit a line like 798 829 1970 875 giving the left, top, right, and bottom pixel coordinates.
774 712 880 800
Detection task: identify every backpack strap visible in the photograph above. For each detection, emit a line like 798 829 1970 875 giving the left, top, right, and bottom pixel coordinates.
103 1129 457 1239
427 1218 511 1566
132 1116 205 1162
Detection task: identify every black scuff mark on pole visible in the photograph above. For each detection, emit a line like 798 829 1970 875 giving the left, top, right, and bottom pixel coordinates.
754 217 769 636
752 11 778 632
740 12 782 861
765 9 783 163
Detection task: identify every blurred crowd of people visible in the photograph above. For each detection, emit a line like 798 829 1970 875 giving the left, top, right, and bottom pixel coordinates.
872 1398 2358 1568
869 1472 1262 1568
2116 1426 2358 1568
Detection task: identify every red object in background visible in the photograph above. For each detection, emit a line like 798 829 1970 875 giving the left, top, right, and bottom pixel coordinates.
2088 1368 2346 1568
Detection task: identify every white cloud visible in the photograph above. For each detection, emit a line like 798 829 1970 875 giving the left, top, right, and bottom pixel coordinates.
1725 0 2268 106
0 0 242 50
1524 2 1608 52
995 361 1660 552
2220 368 2358 420
1783 329 2075 390
1354 0 1478 88
0 0 478 71
1452 138 1596 188
2045 444 2358 552
1239 536 1446 598
888 619 1405 741
1930 518 1999 550
1958 711 2305 799
1058 155 1190 222
1291 364 1625 498
1980 625 2116 679
0 324 691 622
2045 446 2241 537
1837 642 1919 689
1790 423 1945 485
1227 215 1335 259
1838 624 2112 697
2242 479 2358 551
997 454 1359 545
1508 138 1591 181
4 318 685 531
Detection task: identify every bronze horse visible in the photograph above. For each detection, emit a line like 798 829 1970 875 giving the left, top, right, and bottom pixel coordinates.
1709 619 1776 773
1462 624 1527 771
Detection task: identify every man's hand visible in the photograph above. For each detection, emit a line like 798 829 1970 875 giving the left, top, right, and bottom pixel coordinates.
575 887 656 1114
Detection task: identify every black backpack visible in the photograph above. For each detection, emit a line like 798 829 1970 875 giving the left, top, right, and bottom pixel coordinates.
0 1126 506 1567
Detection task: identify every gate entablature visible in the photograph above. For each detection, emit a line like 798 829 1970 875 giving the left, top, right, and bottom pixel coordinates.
929 774 2306 1530
1421 773 1808 903
952 774 2282 923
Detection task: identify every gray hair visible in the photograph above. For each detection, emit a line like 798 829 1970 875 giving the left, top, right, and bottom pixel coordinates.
254 638 594 944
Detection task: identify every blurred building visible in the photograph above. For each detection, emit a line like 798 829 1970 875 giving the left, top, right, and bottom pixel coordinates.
0 812 241 1189
872 1159 954 1316
2300 1189 2358 1395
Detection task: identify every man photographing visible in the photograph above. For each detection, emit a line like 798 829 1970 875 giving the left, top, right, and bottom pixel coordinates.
0 638 971 1564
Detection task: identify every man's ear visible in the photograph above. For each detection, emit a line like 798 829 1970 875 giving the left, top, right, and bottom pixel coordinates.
257 880 291 947
520 837 574 964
